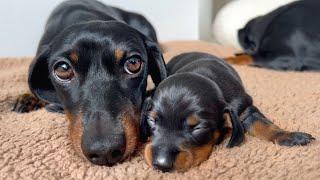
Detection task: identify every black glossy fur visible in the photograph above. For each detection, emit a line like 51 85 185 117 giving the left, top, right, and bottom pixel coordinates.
141 52 314 172
142 52 249 145
239 0 320 71
14 0 167 166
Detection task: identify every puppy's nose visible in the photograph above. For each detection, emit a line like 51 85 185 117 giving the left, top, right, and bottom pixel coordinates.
153 155 174 172
83 140 125 166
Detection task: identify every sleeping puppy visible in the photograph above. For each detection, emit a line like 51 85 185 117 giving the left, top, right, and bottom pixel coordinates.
141 52 314 172
12 0 167 166
232 0 320 71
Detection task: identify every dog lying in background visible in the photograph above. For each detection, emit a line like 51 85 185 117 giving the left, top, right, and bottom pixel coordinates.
12 0 167 166
213 0 295 50
141 52 314 172
226 0 320 71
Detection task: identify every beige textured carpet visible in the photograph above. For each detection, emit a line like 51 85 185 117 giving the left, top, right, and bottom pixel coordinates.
0 41 319 179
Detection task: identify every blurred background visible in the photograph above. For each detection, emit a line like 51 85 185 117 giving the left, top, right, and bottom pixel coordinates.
0 0 232 57
0 0 292 57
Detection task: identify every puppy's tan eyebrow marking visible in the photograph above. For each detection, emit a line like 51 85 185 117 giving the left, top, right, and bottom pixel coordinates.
69 51 79 63
149 111 158 120
115 49 125 62
187 115 199 126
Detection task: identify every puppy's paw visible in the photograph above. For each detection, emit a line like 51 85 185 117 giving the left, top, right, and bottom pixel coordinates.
275 132 315 146
12 93 46 113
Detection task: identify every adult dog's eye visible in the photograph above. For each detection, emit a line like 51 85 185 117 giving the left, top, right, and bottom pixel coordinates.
53 61 74 81
124 57 142 75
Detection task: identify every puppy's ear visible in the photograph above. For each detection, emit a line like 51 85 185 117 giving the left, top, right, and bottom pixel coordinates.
224 107 245 148
145 40 167 86
238 4 292 54
28 46 60 104
140 97 154 142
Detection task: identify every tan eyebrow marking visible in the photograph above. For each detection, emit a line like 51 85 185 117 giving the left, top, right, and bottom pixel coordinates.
187 115 199 126
69 51 79 63
115 49 125 62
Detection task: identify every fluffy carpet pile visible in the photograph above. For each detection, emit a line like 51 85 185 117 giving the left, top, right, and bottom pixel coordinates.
0 41 319 179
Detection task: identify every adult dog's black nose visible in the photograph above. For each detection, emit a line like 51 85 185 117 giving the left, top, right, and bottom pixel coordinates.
82 137 125 166
81 110 127 166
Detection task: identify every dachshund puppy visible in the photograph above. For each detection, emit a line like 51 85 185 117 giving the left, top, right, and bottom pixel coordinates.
230 0 320 71
141 52 314 172
12 0 167 166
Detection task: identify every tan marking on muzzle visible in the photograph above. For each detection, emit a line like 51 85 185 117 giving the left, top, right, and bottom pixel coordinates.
173 143 213 171
144 143 153 167
65 111 85 159
174 150 193 171
174 131 221 171
121 109 140 159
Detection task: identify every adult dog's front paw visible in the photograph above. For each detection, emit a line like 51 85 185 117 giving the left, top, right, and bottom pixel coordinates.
12 93 46 113
275 132 315 146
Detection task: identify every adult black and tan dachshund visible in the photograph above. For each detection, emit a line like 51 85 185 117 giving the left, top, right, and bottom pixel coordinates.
227 0 320 71
141 52 314 172
12 0 167 166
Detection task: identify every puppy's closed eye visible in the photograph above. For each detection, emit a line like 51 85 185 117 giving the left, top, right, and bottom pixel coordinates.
190 123 212 145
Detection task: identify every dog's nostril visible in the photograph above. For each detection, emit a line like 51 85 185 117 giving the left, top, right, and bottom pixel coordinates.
153 163 173 172
82 135 125 166
87 153 107 165
111 150 122 159
83 145 125 166
89 153 99 160
106 148 124 165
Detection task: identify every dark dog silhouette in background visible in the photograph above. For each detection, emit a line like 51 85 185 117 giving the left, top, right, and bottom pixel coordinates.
228 0 320 71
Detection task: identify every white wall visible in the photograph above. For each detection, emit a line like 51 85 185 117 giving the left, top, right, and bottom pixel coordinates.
0 0 215 57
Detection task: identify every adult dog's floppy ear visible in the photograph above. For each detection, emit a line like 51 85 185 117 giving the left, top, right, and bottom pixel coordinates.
224 107 245 148
238 4 292 54
145 40 167 86
140 97 154 142
28 46 60 104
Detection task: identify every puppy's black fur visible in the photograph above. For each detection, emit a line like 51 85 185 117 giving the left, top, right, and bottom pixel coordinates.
238 0 320 71
13 0 167 166
141 52 314 172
